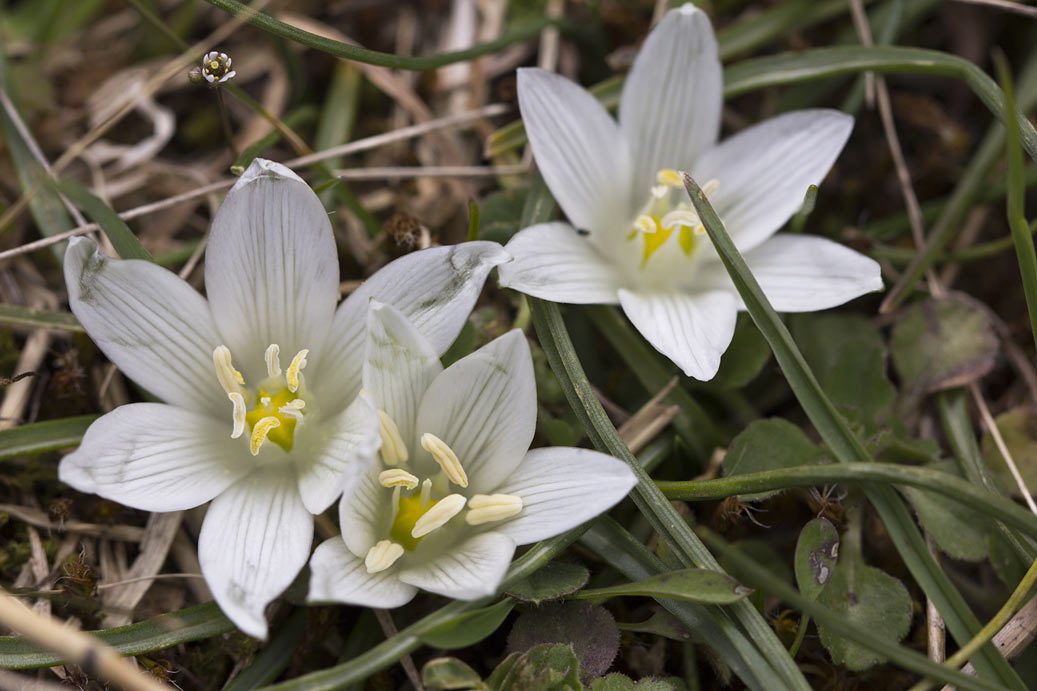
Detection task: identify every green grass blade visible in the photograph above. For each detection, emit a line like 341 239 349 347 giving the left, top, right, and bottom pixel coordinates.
0 415 96 461
998 57 1037 349
55 180 152 262
681 173 1025 689
657 463 1037 540
0 602 232 669
0 304 84 333
205 0 549 70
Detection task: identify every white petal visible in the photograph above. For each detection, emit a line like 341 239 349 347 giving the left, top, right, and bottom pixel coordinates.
337 463 390 559
198 467 313 639
517 68 633 237
414 331 536 493
316 242 508 414
64 238 224 413
691 109 854 252
618 288 737 381
397 531 515 600
307 537 417 608
363 302 443 442
295 394 381 515
58 403 251 512
498 223 625 304
694 234 883 312
620 4 721 204
492 448 637 545
205 159 339 378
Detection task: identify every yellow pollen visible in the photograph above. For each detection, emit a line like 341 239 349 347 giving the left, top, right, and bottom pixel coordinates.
265 344 282 377
411 493 466 538
378 411 409 466
379 469 419 489
420 433 468 487
212 346 244 394
249 416 280 455
286 349 309 392
466 494 524 525
365 540 405 573
656 169 683 187
228 392 246 439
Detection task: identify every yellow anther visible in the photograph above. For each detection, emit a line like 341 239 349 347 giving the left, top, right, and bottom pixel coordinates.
656 169 683 187
411 494 466 538
466 494 524 525
378 411 410 466
286 349 309 393
249 416 281 456
228 392 246 439
265 344 282 378
364 540 405 574
420 433 468 488
212 346 245 394
379 469 419 490
633 215 657 235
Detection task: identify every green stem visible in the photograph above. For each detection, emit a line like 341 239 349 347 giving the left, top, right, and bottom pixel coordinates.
787 614 810 659
998 55 1037 350
656 463 1037 540
205 0 551 70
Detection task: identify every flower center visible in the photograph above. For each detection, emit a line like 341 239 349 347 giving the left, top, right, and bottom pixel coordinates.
212 344 309 455
626 169 719 268
359 412 525 574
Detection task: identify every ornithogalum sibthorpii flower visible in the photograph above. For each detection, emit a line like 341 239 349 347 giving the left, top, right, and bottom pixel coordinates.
59 159 507 638
307 303 638 606
498 4 882 380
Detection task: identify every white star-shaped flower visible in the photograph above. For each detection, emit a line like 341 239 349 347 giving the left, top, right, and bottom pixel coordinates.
59 159 507 638
307 303 637 606
498 3 882 381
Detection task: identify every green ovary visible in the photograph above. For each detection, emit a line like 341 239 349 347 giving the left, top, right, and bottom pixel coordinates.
390 494 440 551
245 387 299 452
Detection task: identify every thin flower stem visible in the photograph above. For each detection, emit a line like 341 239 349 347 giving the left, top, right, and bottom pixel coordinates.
215 88 240 160
656 463 1037 540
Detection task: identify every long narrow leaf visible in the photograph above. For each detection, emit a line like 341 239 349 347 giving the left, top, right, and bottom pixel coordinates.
0 304 83 333
0 415 97 461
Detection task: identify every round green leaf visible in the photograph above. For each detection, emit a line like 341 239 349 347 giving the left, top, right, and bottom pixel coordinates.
505 562 590 605
794 518 840 601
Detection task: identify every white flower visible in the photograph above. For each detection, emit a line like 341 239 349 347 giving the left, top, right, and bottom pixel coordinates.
202 51 236 84
498 4 882 381
307 303 637 606
58 159 507 638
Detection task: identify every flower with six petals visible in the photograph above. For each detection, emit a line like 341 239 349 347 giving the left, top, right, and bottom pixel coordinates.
307 302 637 606
498 4 882 380
59 159 507 637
